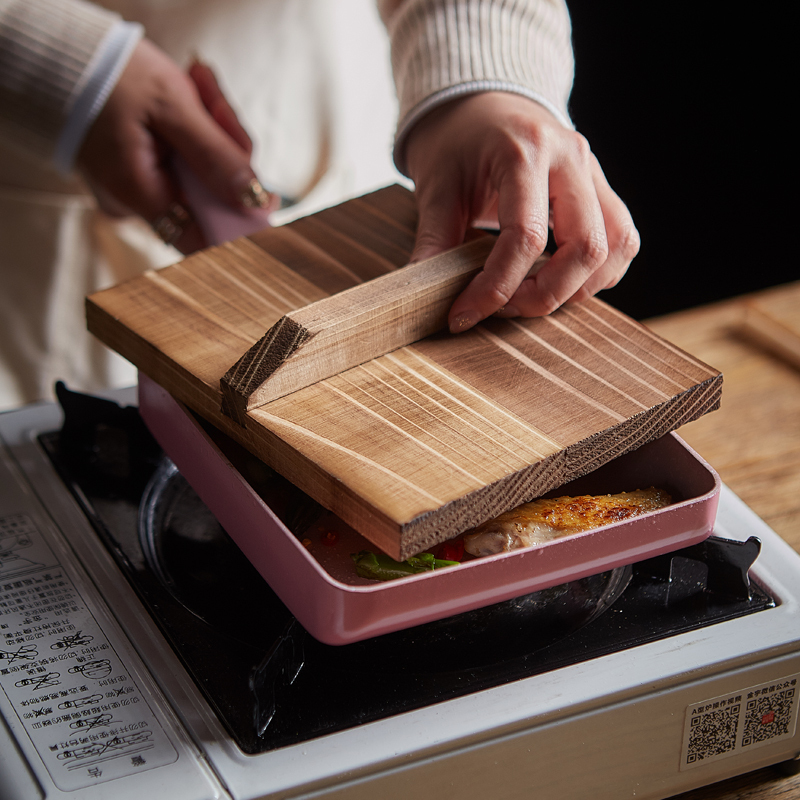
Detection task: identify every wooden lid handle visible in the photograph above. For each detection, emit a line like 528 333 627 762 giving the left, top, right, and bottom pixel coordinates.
220 237 506 423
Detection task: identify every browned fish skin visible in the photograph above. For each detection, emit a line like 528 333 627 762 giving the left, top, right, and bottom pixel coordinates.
463 488 672 556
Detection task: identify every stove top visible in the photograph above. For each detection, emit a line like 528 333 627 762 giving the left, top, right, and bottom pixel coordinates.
1 384 799 800
36 384 776 754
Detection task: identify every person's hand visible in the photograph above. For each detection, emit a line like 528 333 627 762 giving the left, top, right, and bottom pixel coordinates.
404 91 640 333
77 39 273 253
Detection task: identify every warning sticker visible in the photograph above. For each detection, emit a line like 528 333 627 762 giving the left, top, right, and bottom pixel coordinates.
0 514 178 791
681 673 799 770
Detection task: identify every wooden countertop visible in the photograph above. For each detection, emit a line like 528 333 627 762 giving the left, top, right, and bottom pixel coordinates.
645 281 800 800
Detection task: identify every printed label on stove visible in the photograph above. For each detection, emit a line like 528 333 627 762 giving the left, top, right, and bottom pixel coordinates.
681 673 799 770
0 513 178 791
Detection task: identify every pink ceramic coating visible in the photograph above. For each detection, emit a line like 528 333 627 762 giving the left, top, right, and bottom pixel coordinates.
173 156 271 244
137 373 721 645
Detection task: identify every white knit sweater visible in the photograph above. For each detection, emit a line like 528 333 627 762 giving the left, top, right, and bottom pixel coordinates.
0 0 574 172
0 0 576 410
379 0 574 172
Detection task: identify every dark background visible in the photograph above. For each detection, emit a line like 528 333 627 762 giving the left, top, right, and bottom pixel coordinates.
565 2 793 320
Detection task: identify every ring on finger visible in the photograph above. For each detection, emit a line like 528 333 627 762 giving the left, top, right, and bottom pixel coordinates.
152 202 192 245
240 177 272 209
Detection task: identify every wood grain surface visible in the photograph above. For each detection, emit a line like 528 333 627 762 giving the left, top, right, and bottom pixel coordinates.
220 236 500 420
741 283 800 372
87 185 723 560
647 283 800 800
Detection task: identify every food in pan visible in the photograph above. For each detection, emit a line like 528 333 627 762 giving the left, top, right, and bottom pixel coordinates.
462 487 672 557
352 550 459 581
351 487 672 581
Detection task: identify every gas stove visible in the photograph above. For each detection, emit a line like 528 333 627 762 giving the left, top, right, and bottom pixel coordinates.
1 385 798 799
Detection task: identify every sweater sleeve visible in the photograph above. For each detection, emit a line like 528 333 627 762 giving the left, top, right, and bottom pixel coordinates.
377 0 575 175
0 0 134 164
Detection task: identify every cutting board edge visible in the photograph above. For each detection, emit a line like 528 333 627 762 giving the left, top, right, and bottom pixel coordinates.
392 372 723 559
86 297 221 420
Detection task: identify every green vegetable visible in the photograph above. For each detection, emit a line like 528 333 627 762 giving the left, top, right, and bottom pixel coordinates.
351 550 459 581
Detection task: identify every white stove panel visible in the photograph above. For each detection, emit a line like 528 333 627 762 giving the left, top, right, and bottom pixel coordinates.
0 411 226 800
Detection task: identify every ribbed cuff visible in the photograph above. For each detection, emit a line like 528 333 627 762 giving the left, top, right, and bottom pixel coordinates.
383 0 575 176
54 20 144 174
0 0 123 160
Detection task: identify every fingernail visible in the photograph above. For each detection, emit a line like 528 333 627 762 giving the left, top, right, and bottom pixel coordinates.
239 176 272 209
449 310 481 334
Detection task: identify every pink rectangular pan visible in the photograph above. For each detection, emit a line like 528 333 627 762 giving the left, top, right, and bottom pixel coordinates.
137 373 721 645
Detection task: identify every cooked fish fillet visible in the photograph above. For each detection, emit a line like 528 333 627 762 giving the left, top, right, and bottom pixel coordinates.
463 488 672 557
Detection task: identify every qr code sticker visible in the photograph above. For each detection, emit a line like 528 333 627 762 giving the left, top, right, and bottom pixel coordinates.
686 704 740 764
742 687 796 746
681 674 799 771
